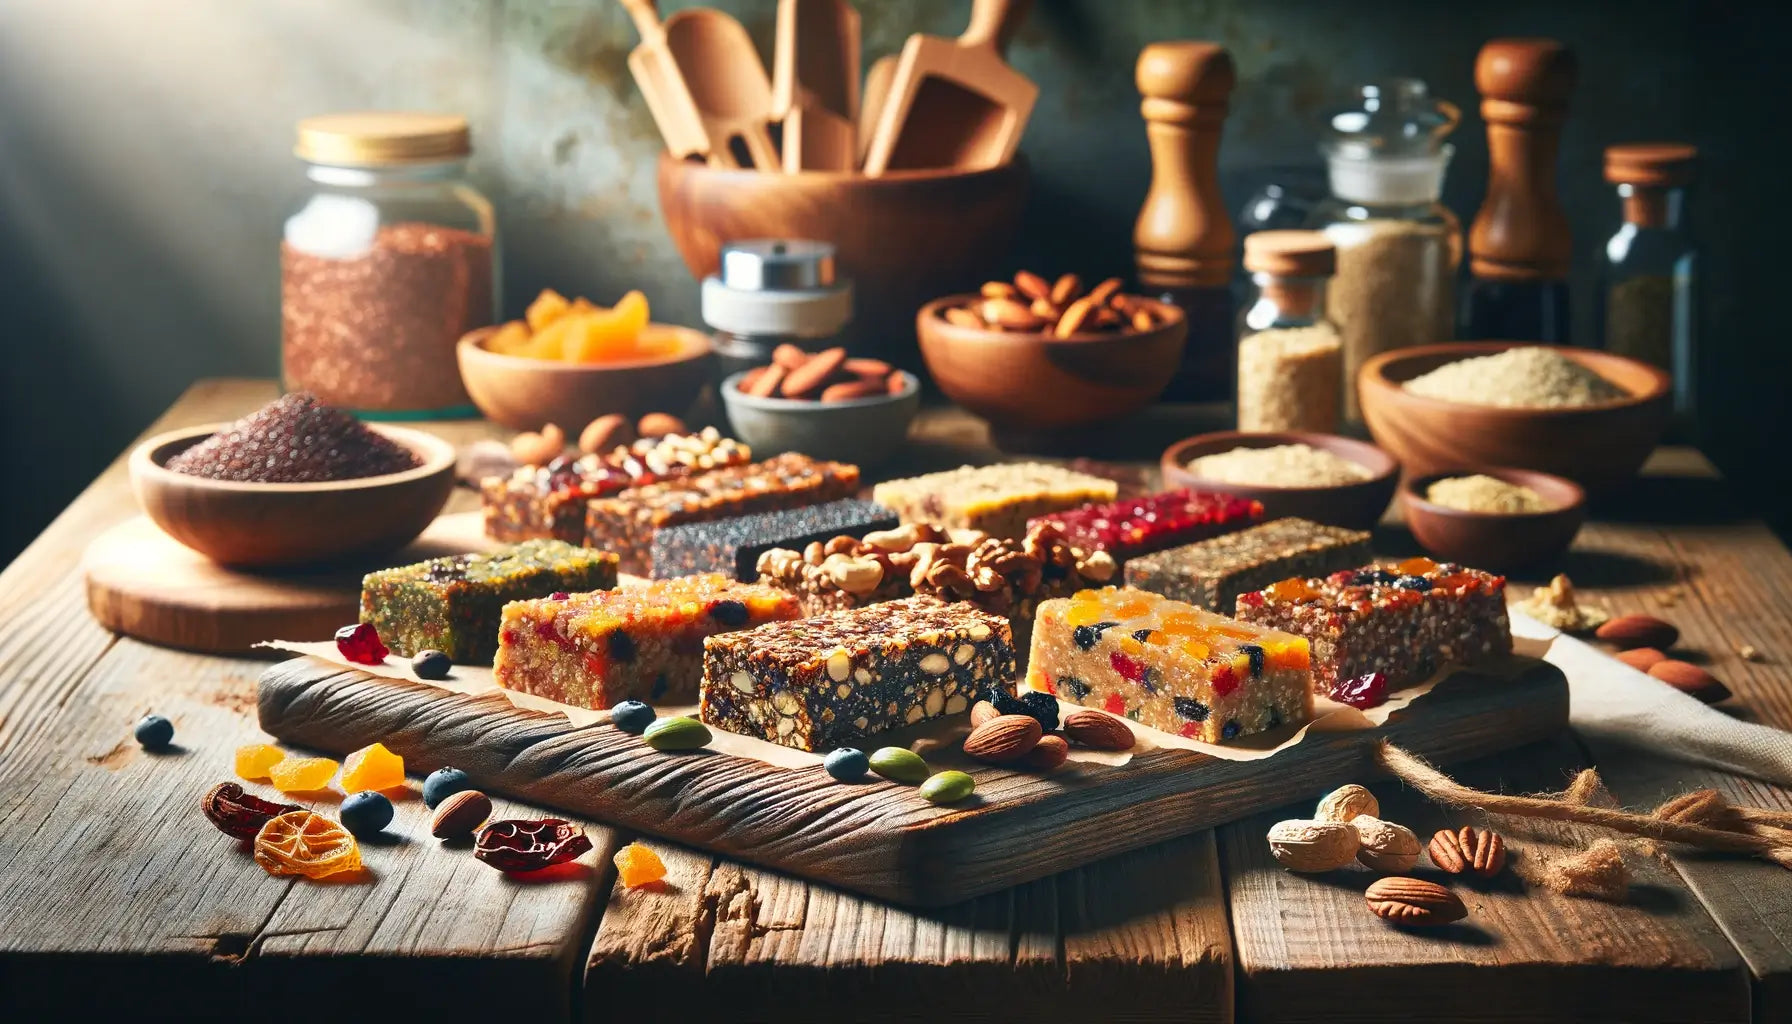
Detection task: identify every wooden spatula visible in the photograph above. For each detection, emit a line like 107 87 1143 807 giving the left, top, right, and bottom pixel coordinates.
861 0 1037 176
617 0 709 161
858 3 1026 164
781 103 858 172
661 7 780 169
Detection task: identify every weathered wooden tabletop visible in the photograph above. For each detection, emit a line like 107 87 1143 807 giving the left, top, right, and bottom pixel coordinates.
3 379 1789 1022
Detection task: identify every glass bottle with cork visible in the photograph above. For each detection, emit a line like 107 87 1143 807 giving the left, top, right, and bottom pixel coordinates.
282 112 497 417
1598 143 1697 426
1236 230 1342 433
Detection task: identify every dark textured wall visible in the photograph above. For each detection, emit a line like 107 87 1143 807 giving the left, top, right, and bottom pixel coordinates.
2 0 1786 559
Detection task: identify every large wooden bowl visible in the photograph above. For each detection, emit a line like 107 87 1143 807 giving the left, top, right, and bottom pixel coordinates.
1401 466 1587 571
457 324 713 431
1160 431 1400 531
916 296 1188 432
130 423 456 568
658 154 1029 367
1359 342 1672 493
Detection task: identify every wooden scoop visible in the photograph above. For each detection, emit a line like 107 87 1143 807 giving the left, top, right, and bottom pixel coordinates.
861 0 1036 176
772 0 861 171
661 6 780 169
782 103 858 172
617 0 709 161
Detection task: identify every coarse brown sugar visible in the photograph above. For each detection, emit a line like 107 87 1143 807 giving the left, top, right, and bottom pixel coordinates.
1402 346 1625 409
1424 474 1553 514
1185 444 1372 488
1236 324 1342 432
165 392 420 483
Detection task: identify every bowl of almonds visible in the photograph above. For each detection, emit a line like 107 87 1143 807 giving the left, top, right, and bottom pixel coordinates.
917 271 1187 432
720 345 920 465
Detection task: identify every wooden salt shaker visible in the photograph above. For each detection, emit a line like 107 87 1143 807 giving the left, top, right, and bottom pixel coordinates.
1460 37 1577 342
1134 41 1236 402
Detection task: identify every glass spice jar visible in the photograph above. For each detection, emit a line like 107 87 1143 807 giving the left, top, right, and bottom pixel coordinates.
1598 143 1697 425
282 112 497 417
700 239 853 384
1236 231 1343 433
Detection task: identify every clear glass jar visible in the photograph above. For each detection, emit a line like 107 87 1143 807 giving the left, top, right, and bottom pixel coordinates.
1236 231 1342 433
282 113 497 417
1599 143 1697 424
1307 80 1461 424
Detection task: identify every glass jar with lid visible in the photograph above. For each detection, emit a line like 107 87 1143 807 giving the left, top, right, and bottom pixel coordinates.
282 112 497 417
1598 143 1697 425
1236 230 1342 433
701 239 853 386
1305 80 1461 423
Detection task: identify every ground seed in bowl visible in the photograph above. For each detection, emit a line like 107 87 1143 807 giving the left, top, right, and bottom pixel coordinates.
1425 474 1553 514
1185 444 1373 487
165 392 422 483
1402 346 1625 408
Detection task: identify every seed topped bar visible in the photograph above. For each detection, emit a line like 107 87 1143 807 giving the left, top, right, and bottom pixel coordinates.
701 597 1016 752
584 452 861 575
359 540 618 664
494 574 800 709
650 498 899 581
872 463 1118 539
1232 556 1511 693
1125 517 1371 611
1028 489 1264 564
1027 587 1312 743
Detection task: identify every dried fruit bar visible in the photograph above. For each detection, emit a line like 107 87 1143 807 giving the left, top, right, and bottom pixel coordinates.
871 463 1118 539
1027 587 1313 742
1124 517 1371 611
481 428 751 543
700 597 1017 752
585 453 861 575
359 540 618 663
1233 557 1511 693
494 574 800 709
649 498 899 581
1028 489 1264 564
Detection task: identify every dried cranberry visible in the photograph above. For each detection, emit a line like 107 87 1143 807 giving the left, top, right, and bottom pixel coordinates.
1238 590 1266 609
1103 693 1126 716
1330 671 1389 709
1109 650 1145 683
549 591 571 601
335 623 388 665
474 818 592 873
1210 663 1238 697
201 782 300 840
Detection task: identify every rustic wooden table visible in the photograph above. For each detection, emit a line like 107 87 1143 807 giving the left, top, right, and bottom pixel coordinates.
3 379 1789 1022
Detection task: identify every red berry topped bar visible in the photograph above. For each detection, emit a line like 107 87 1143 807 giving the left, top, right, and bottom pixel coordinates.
1232 557 1511 696
1028 587 1312 743
493 575 801 709
1027 489 1263 564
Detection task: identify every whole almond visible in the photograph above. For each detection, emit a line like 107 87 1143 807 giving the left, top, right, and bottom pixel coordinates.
981 297 1045 331
1013 270 1051 301
637 412 686 438
780 347 846 397
431 789 493 840
1060 708 1135 751
771 343 809 369
1266 818 1360 872
1029 297 1061 321
1365 876 1467 925
510 424 564 465
963 714 1042 763
1428 825 1506 876
1023 734 1070 770
1086 276 1124 307
1616 647 1668 672
843 357 892 380
745 362 786 397
579 413 634 454
1352 816 1421 873
980 280 1018 300
1054 295 1099 337
969 700 1000 728
1049 273 1082 306
1091 307 1123 329
1648 659 1731 703
820 379 883 402
1130 308 1156 331
886 371 909 395
1596 613 1679 650
944 306 984 329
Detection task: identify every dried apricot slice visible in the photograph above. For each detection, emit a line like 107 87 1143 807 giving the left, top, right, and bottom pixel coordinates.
267 756 339 793
234 743 285 781
613 842 665 888
254 810 362 879
340 742 405 794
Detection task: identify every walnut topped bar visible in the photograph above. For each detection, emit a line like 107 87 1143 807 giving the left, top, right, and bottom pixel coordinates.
872 463 1118 539
700 597 1016 752
1028 489 1264 564
1125 517 1371 612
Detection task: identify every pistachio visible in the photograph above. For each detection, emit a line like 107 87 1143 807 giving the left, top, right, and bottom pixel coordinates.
643 716 711 752
869 746 929 784
919 770 976 805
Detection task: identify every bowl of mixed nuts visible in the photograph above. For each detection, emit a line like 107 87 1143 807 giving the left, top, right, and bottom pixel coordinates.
917 270 1187 432
720 345 920 465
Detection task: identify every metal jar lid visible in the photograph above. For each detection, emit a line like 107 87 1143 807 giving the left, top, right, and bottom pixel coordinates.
702 239 853 339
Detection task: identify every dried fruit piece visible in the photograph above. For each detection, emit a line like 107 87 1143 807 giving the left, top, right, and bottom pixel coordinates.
267 756 340 793
335 622 389 665
254 810 363 878
235 743 285 781
1364 876 1466 925
201 782 300 840
474 818 593 872
411 649 453 680
340 742 406 794
614 842 667 887
1328 671 1388 709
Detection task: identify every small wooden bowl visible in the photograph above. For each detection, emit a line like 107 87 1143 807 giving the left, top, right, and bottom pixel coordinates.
720 370 921 466
1401 467 1587 571
131 423 457 568
1359 342 1672 493
1160 431 1399 531
917 296 1188 432
457 324 714 431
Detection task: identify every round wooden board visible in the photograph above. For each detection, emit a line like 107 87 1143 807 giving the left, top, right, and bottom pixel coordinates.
83 512 496 655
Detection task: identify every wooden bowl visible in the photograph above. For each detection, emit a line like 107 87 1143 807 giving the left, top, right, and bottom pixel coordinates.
658 154 1029 367
917 296 1188 432
457 324 714 431
1160 431 1400 531
130 423 456 569
1400 466 1587 571
1358 342 1672 493
720 370 921 466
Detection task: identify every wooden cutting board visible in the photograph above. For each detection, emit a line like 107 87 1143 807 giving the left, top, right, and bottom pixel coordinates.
258 655 1568 906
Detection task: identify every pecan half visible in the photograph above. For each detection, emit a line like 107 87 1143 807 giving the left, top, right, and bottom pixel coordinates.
1427 825 1506 877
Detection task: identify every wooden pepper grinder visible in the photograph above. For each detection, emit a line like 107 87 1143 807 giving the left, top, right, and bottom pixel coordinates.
1134 41 1236 402
1461 37 1577 342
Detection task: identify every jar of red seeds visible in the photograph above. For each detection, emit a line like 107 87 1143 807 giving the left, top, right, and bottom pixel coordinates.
282 112 497 417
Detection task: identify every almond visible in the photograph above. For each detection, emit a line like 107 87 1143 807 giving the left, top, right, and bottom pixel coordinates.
819 379 883 402
1055 295 1099 337
579 413 634 454
1365 876 1466 925
1029 297 1061 321
980 280 1018 300
969 700 1000 728
981 297 1045 331
780 347 846 397
944 306 984 329
430 789 492 840
1615 647 1668 672
1086 276 1124 307
1130 308 1155 331
1049 272 1083 306
1023 734 1070 770
745 362 786 397
1060 708 1135 751
962 714 1042 763
1648 659 1731 703
637 412 685 438
771 343 810 369
843 357 892 380
1427 825 1505 876
510 424 564 465
1013 270 1051 301
1596 613 1678 650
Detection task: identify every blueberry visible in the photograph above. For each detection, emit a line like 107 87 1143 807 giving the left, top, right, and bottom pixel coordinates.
340 791 394 837
1072 621 1117 651
611 700 656 734
1020 690 1060 732
423 766 473 809
707 600 749 627
1239 643 1265 677
133 714 174 751
411 649 452 681
992 690 1031 718
1351 569 1397 586
1063 675 1092 700
607 629 636 662
824 747 870 782
1393 575 1433 592
1221 719 1241 740
1173 697 1210 722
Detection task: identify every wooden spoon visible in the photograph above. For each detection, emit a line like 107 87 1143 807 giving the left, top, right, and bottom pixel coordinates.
661 7 780 169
